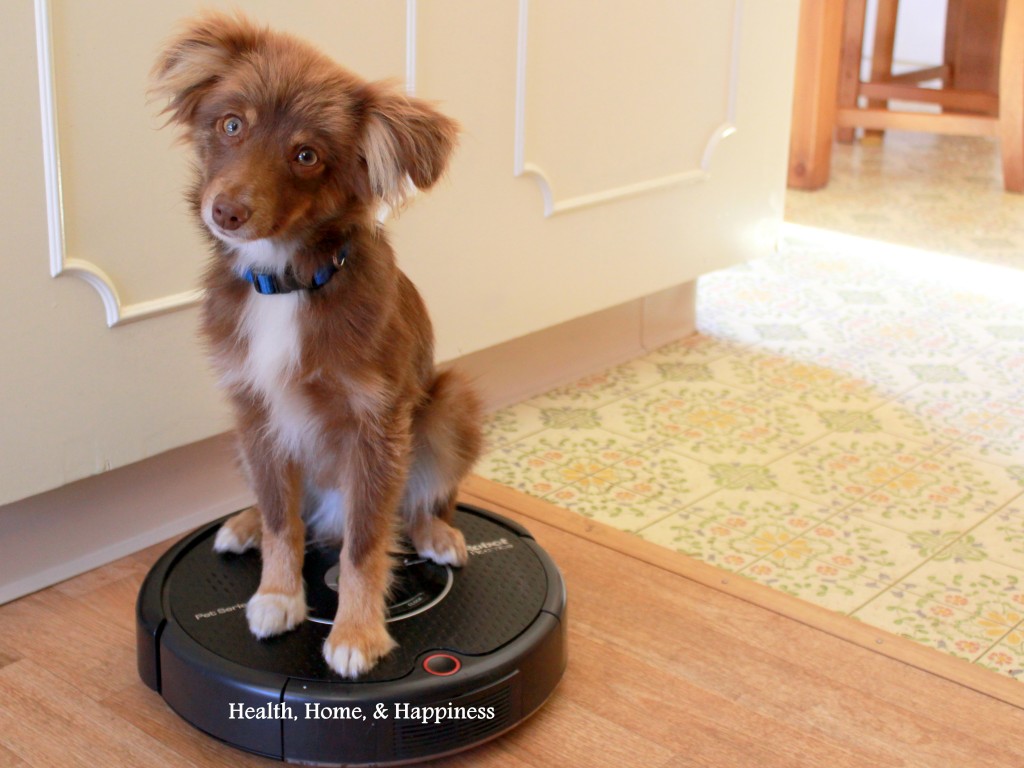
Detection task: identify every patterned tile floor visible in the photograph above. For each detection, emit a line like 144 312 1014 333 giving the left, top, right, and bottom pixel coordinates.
478 133 1024 681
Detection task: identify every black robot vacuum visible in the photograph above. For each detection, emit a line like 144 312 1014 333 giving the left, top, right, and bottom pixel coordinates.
136 503 567 765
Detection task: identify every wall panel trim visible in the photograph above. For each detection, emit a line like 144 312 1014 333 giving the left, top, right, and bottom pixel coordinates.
33 0 419 327
513 0 743 217
34 0 202 327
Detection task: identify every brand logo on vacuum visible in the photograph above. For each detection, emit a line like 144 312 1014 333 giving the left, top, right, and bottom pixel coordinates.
467 537 513 556
194 602 246 621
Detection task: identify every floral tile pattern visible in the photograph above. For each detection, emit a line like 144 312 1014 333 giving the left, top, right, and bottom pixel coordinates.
524 358 663 410
477 134 1024 681
852 588 1008 662
770 432 936 507
871 385 1014 451
969 505 1024 571
480 404 547 448
847 451 1020 532
744 553 888 615
979 641 1024 679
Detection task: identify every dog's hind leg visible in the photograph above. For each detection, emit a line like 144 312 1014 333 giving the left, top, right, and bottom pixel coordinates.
212 436 270 554
406 489 467 566
402 369 483 567
213 506 263 553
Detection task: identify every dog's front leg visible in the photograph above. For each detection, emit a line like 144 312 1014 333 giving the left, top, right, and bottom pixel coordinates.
322 413 407 678
240 433 307 638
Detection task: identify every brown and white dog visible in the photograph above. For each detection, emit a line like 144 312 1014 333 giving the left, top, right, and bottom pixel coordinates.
151 12 482 678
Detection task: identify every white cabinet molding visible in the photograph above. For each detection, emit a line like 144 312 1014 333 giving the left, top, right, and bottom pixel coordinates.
34 0 202 327
33 0 419 328
514 0 742 217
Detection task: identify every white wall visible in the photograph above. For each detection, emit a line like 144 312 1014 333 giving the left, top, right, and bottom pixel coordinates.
864 0 947 72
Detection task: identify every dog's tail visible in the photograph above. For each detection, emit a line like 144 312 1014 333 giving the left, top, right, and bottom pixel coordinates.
403 368 483 520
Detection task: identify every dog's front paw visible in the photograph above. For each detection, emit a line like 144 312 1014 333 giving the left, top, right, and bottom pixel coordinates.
323 623 397 678
413 519 468 567
246 590 307 639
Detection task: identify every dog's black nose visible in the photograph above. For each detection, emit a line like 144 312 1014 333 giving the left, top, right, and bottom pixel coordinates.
212 194 251 231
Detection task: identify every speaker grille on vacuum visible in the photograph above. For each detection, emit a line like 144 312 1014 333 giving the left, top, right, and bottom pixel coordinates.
392 684 514 757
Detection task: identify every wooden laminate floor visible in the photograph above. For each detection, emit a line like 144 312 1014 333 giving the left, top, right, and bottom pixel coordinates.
1 479 1022 767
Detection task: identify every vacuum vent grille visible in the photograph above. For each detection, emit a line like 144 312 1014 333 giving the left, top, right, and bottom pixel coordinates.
392 684 514 757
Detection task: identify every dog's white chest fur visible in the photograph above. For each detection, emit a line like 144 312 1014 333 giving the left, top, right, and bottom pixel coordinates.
238 292 317 457
227 240 319 459
241 292 300 392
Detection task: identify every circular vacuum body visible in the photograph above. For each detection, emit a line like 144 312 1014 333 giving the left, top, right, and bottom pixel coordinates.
136 504 567 765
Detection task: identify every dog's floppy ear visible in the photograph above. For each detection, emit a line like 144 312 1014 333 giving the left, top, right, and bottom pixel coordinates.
359 85 459 209
150 11 263 128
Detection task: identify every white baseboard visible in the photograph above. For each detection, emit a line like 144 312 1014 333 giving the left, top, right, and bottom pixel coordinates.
0 280 696 604
0 434 253 604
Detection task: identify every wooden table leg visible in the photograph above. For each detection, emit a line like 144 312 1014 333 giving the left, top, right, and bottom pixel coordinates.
788 0 844 190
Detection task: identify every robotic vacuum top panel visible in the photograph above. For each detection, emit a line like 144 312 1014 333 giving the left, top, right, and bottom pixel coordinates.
161 507 552 682
137 504 567 765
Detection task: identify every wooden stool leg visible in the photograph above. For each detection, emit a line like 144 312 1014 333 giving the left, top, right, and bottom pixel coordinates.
865 0 898 142
788 0 844 190
999 0 1024 192
837 0 867 143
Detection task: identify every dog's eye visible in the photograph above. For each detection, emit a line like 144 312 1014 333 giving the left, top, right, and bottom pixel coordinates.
222 116 244 137
296 147 319 167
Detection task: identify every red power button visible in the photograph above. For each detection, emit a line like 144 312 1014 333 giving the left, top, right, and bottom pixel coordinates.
422 653 461 676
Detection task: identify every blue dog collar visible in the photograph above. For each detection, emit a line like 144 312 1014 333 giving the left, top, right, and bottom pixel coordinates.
242 243 349 295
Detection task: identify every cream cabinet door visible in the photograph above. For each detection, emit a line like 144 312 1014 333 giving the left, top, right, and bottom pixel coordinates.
0 0 798 505
404 0 798 355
